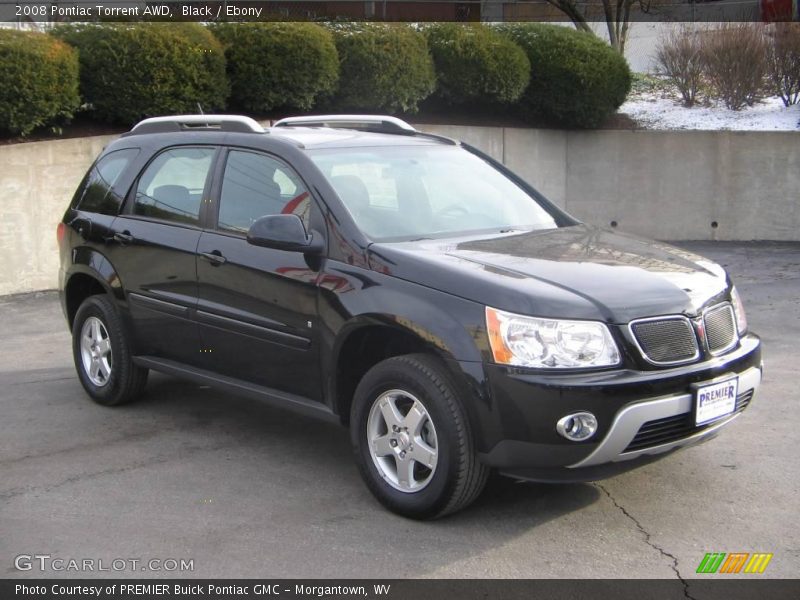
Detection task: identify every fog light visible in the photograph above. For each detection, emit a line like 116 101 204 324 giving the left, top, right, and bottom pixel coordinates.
556 412 598 441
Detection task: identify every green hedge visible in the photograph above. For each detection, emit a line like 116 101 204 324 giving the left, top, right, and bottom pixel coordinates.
0 30 80 136
331 24 435 113
2 23 634 136
498 24 631 128
426 24 530 106
53 23 228 125
210 23 338 113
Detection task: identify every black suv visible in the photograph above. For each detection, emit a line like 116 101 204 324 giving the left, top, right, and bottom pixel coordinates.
58 114 762 519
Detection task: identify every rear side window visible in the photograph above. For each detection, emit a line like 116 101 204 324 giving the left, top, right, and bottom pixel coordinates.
133 147 215 226
75 148 139 215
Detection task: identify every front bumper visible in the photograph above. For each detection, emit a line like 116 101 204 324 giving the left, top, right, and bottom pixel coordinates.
476 333 762 482
569 366 759 468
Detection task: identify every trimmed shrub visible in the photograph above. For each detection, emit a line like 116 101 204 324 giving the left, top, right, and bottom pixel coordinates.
498 24 632 128
0 30 79 136
209 22 338 113
425 23 530 106
331 24 435 113
53 23 228 125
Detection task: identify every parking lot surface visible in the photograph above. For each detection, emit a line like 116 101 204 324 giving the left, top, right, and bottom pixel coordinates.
1 242 798 580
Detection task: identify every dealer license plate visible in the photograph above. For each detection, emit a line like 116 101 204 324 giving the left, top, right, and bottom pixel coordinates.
695 377 739 426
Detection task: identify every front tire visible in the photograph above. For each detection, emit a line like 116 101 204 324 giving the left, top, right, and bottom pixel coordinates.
72 294 148 406
351 354 489 519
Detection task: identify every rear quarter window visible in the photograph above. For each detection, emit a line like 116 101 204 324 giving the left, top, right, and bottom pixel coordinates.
74 148 140 215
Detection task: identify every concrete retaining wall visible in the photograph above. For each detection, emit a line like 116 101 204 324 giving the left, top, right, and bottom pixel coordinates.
1 126 798 296
421 125 800 242
0 135 117 296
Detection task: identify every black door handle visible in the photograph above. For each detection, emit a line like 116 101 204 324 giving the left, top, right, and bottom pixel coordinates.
113 231 134 244
200 250 227 266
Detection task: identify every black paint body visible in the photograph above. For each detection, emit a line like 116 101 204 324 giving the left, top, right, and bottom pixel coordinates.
58 126 761 479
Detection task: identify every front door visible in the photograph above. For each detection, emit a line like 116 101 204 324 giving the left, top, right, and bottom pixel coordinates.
195 148 322 401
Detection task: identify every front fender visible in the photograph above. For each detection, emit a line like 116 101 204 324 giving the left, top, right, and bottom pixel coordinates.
321 261 487 364
318 261 496 445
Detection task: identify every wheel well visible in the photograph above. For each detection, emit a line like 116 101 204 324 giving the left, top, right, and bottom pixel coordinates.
335 325 436 425
65 274 107 327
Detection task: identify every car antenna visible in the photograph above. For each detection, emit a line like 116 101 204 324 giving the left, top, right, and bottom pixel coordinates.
196 103 210 128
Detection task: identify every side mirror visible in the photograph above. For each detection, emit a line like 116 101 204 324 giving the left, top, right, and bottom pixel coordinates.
246 214 323 254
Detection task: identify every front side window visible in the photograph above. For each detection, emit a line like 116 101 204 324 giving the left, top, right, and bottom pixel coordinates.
217 150 310 234
76 148 139 215
309 145 559 241
133 147 215 225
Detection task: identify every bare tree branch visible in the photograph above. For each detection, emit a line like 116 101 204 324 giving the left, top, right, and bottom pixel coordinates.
543 0 665 54
541 0 593 34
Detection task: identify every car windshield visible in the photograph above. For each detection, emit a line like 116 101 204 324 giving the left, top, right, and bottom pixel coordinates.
308 145 560 241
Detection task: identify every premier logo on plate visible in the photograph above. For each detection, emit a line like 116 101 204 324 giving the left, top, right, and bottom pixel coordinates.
696 377 739 425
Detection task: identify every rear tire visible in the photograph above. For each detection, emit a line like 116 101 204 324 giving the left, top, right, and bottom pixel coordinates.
72 295 148 406
350 353 489 519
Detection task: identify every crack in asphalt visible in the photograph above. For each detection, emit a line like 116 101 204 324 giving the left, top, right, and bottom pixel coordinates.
4 376 75 386
596 483 697 600
0 428 171 467
0 440 234 501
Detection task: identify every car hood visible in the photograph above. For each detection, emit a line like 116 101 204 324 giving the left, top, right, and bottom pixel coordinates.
367 225 731 323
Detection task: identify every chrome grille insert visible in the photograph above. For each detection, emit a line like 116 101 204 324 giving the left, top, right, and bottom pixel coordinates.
629 316 699 366
704 303 738 355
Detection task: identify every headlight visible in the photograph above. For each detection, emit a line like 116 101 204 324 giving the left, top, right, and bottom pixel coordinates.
730 286 747 335
486 307 621 369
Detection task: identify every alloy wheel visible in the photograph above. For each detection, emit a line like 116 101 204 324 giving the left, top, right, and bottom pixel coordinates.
366 389 439 493
80 316 113 387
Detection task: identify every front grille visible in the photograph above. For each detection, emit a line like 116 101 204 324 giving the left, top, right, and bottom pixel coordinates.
630 317 699 365
704 303 738 354
624 389 753 453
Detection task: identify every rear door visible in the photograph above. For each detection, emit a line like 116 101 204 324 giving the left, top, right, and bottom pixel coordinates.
109 145 218 365
195 147 322 400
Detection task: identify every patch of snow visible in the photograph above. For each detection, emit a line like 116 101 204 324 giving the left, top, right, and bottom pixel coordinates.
620 91 800 131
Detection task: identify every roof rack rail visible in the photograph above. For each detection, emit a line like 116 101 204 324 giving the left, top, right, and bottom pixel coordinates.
272 115 417 134
412 131 459 146
127 115 265 135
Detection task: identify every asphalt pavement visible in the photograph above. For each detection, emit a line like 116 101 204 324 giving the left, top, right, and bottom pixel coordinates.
1 242 798 580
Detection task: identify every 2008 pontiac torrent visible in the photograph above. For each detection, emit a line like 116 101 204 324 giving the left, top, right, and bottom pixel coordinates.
58 114 762 519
